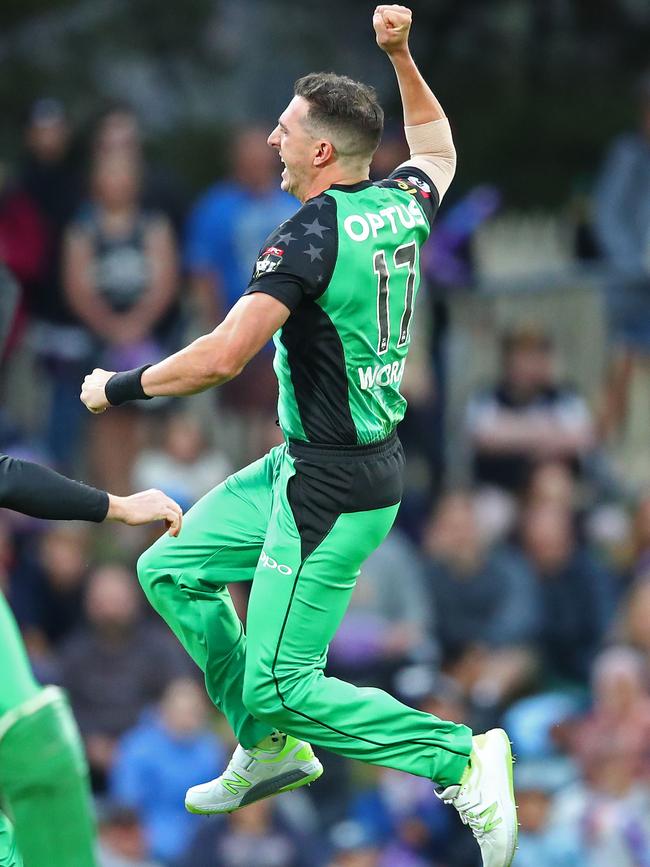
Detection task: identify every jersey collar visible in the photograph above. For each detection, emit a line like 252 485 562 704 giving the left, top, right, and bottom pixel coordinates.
327 180 373 193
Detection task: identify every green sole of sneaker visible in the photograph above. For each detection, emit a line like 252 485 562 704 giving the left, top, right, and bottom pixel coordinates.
185 764 324 815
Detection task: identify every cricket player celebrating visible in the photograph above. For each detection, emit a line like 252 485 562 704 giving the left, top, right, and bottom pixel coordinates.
82 7 517 865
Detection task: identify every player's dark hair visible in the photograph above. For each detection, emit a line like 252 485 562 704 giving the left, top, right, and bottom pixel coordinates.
294 72 384 161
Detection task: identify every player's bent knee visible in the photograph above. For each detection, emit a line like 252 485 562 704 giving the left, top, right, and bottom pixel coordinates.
242 672 285 725
136 545 161 595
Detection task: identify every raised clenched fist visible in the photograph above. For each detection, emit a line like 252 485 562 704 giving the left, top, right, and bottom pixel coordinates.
373 5 412 55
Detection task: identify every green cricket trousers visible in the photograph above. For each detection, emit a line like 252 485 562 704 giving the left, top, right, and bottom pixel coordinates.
137 435 472 787
0 595 97 867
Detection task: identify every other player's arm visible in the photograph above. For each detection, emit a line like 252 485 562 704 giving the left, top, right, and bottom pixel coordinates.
0 454 182 535
374 4 456 200
80 292 290 409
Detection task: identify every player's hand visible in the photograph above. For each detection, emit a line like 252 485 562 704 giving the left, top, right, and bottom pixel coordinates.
81 368 114 414
107 490 183 536
373 5 412 55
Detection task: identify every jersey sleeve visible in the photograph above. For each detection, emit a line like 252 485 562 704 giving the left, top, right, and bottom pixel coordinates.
0 454 109 522
244 195 338 311
380 166 440 226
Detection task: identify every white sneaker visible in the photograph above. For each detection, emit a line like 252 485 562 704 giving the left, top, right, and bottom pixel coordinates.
185 735 323 814
436 728 517 867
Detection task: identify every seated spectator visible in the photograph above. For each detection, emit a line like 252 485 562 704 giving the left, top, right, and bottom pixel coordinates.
131 411 232 512
60 564 189 789
328 529 434 688
63 150 179 493
10 522 90 659
422 492 539 712
177 799 314 867
184 126 295 462
110 678 224 864
518 502 617 684
465 324 594 495
570 646 650 784
97 803 161 867
326 821 384 867
554 741 650 867
514 760 585 867
350 765 476 867
594 71 650 438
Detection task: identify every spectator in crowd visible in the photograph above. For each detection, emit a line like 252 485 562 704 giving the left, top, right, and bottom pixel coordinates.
60 564 189 789
184 126 295 325
17 98 89 470
92 103 188 239
0 161 47 295
110 677 224 864
63 150 179 493
618 576 650 672
184 127 295 461
631 493 650 579
570 646 650 784
177 799 313 867
350 765 476 867
514 760 585 867
0 158 48 359
465 324 594 495
421 492 539 714
326 821 383 867
9 522 90 655
554 738 650 867
131 410 232 512
518 502 617 684
328 529 434 689
594 71 650 438
97 803 161 867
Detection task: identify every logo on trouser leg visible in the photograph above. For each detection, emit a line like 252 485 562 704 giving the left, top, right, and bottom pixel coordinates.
259 550 293 575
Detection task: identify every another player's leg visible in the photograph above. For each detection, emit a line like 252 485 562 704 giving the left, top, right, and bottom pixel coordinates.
0 812 22 867
0 596 97 867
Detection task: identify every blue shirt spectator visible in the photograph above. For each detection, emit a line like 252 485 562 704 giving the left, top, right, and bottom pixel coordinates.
109 678 224 863
184 127 295 322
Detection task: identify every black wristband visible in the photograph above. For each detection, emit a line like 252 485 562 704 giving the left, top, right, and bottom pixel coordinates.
105 365 153 406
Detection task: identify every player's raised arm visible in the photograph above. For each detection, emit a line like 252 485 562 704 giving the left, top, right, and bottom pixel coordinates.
373 4 457 200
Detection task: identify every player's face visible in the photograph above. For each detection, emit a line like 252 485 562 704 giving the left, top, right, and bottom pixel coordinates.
268 96 319 201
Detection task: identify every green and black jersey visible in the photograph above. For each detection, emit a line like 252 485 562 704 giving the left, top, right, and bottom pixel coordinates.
245 166 438 445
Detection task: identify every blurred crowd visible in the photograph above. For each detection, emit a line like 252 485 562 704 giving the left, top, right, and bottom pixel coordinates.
0 71 650 867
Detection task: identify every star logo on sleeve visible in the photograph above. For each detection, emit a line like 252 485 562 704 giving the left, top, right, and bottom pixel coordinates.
301 217 330 239
277 232 296 245
310 196 327 210
303 244 323 262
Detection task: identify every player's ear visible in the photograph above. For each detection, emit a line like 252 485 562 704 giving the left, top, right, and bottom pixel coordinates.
313 139 335 167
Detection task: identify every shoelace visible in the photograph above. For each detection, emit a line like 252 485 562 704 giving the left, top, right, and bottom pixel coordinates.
450 794 502 840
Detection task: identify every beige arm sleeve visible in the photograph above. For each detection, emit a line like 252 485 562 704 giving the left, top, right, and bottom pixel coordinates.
398 117 457 202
